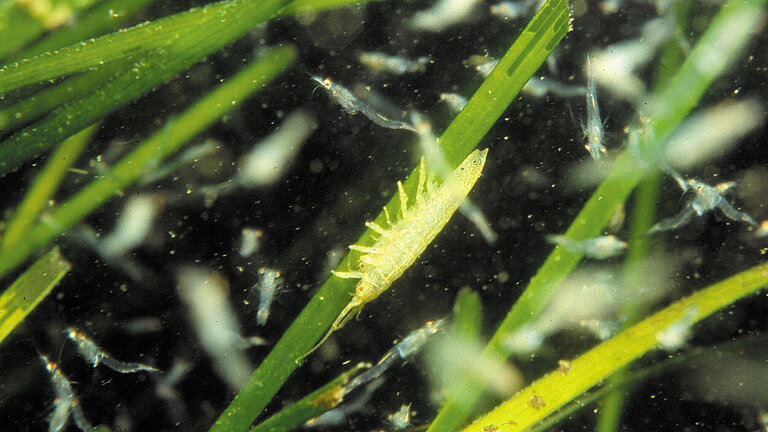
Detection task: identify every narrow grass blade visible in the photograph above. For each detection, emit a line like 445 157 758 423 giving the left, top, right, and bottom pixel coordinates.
486 0 766 355
249 363 368 432
594 172 661 432
10 0 157 62
0 247 70 346
432 1 767 431
0 0 101 60
0 0 378 134
453 288 483 342
276 0 385 16
209 2 571 432
531 335 767 432
0 5 44 60
438 0 571 165
0 62 123 132
0 0 291 177
595 5 691 429
0 0 244 93
1 125 95 253
0 45 296 281
0 0 378 94
460 261 768 432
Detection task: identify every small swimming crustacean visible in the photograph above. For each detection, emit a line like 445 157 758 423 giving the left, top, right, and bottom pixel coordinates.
39 353 96 432
301 150 488 359
409 0 481 32
656 307 699 351
474 58 500 78
489 0 542 20
343 319 445 395
66 327 160 374
490 1 529 19
387 403 413 430
310 74 416 132
255 267 282 326
358 51 430 75
523 76 586 98
581 55 607 160
439 92 469 114
545 234 628 259
647 167 758 234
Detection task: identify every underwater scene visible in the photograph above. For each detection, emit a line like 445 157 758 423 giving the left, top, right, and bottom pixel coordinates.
0 0 767 431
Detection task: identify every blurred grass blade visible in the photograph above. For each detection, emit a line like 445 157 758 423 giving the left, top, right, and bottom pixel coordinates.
276 0 384 16
10 0 157 62
0 0 102 60
596 3 692 430
460 261 768 432
453 288 483 342
0 247 70 346
431 1 767 431
208 2 571 432
0 61 124 133
249 363 368 432
438 0 571 165
0 45 296 281
1 125 96 253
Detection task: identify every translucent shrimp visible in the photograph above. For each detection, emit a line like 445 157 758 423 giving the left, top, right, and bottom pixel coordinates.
489 0 541 20
39 353 96 432
600 0 624 14
545 234 628 259
474 58 500 78
588 16 676 100
358 52 430 75
343 319 445 396
99 194 163 258
238 227 263 258
490 1 529 20
237 109 318 187
304 378 384 429
582 55 607 160
647 168 758 234
196 110 317 206
387 403 413 430
66 327 160 374
255 267 282 326
522 76 586 99
755 220 768 238
176 267 255 391
154 358 193 423
310 75 416 132
503 268 622 353
656 307 699 351
139 139 218 185
477 61 585 100
409 0 481 32
662 99 764 171
439 92 469 114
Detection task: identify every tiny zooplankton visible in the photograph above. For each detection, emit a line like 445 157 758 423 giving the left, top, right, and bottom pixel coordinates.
304 149 489 357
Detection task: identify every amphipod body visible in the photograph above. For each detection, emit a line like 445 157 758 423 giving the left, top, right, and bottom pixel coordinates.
304 149 489 357
582 55 607 160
